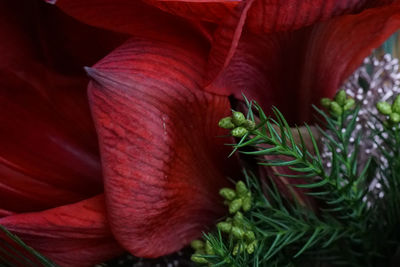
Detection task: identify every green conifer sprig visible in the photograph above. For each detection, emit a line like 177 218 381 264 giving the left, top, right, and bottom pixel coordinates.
193 92 400 266
235 93 374 222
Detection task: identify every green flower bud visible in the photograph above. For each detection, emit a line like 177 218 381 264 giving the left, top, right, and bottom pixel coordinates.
218 117 235 129
243 119 256 131
390 112 400 123
229 198 242 214
231 127 248 138
191 254 208 264
377 101 392 115
320 98 332 108
392 95 400 113
191 240 204 250
330 101 343 116
232 111 246 126
233 243 244 256
219 188 236 201
246 240 257 254
233 211 244 225
236 181 248 196
335 90 347 106
245 231 255 241
242 195 252 212
232 226 245 239
205 240 214 255
343 98 355 111
217 221 232 233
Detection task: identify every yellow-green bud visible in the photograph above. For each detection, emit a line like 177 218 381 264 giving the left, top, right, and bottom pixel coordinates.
392 95 400 113
217 221 232 233
242 195 252 211
233 243 244 256
330 101 343 116
343 98 355 111
219 188 236 201
243 119 256 131
390 112 400 123
320 98 331 108
236 181 248 196
191 254 208 264
205 240 214 255
377 101 392 115
245 231 255 241
335 90 347 106
218 117 235 129
229 198 242 214
233 211 244 224
191 240 204 250
232 111 246 126
246 240 257 254
231 127 248 138
232 226 245 239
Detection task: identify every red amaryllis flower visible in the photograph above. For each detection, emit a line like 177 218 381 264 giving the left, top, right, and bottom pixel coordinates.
1 0 400 266
0 1 127 266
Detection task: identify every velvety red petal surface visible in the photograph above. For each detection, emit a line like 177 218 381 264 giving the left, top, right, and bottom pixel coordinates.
0 67 102 213
87 36 238 257
246 0 381 34
143 0 240 23
51 0 209 45
207 3 400 123
0 195 123 267
1 0 126 72
0 0 127 213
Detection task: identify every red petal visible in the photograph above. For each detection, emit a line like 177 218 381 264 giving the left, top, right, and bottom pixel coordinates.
0 195 123 267
143 0 240 23
0 66 103 212
246 0 382 34
52 0 208 44
206 0 398 89
1 0 126 72
0 0 127 212
87 37 238 257
207 3 400 123
0 209 14 218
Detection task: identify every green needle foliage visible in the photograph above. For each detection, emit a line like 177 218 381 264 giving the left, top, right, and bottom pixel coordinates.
193 92 400 266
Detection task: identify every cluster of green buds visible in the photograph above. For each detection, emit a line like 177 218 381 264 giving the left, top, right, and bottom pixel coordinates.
220 181 252 214
190 181 256 264
377 94 400 124
216 211 257 255
218 111 255 138
190 239 214 264
321 90 355 116
217 181 256 255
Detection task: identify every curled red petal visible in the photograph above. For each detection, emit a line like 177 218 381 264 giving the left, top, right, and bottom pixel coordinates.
1 0 126 72
0 65 103 213
0 195 123 267
206 0 255 85
246 0 385 34
52 0 208 45
0 0 129 212
298 4 400 120
206 0 398 90
143 0 240 23
87 37 238 257
0 209 14 218
207 3 400 123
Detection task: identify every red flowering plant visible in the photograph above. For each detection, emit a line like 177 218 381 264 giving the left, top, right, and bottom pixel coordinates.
1 0 400 266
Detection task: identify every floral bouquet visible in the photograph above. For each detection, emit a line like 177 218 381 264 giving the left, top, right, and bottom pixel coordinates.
1 1 400 266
